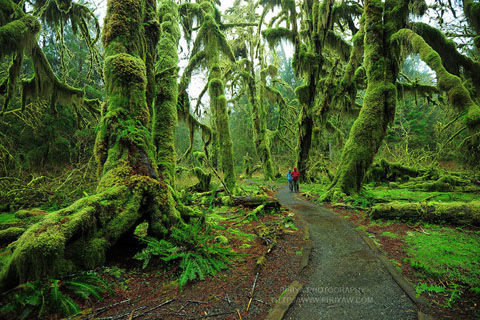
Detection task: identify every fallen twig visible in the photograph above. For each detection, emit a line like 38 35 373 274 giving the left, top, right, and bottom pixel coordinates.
84 298 132 320
189 311 236 319
246 271 259 312
131 298 175 319
99 306 147 320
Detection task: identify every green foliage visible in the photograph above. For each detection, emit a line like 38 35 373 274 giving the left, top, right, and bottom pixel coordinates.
0 272 109 319
134 221 236 288
344 190 376 208
406 226 480 306
415 282 446 296
380 231 398 239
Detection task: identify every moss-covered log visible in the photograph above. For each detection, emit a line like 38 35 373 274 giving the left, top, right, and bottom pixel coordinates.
231 196 280 209
365 159 422 182
0 0 181 290
371 201 480 226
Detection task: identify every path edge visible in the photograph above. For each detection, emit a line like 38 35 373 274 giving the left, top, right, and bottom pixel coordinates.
264 280 303 320
354 227 435 320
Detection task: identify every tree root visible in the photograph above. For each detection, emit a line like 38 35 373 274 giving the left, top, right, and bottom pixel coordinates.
0 176 179 290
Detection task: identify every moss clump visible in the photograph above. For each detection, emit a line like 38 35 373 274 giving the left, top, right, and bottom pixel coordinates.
262 27 293 47
0 15 40 58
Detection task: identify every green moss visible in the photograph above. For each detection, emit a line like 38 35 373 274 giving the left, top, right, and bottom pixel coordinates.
0 15 41 58
152 0 180 186
262 27 293 47
371 201 480 226
392 28 480 129
406 226 480 291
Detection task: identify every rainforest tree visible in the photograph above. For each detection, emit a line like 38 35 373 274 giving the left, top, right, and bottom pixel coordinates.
0 0 190 289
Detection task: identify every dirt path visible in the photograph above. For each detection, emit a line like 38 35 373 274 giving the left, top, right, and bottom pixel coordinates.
276 186 417 320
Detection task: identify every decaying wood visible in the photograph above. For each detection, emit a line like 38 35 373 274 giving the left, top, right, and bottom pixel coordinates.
371 201 480 226
231 196 280 209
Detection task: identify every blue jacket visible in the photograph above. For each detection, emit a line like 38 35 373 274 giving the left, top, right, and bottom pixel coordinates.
287 172 293 181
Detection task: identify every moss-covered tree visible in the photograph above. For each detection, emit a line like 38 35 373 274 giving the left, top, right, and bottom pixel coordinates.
153 0 181 185
178 0 236 191
324 0 422 199
0 0 188 290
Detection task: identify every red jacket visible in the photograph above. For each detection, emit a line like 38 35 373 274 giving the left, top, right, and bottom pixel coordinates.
291 169 300 181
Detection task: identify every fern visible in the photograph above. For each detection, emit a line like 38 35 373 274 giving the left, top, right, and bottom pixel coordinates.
1 272 109 319
49 280 81 316
134 221 236 289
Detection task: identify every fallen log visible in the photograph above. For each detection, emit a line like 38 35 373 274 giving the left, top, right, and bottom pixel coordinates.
370 201 480 226
231 196 280 209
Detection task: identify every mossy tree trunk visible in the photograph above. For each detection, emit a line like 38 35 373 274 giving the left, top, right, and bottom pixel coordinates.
178 0 236 191
242 54 275 180
153 0 180 186
324 0 408 199
0 0 181 290
208 56 236 191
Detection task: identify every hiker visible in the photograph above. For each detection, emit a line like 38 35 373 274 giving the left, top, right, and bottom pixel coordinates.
291 166 300 193
287 169 293 192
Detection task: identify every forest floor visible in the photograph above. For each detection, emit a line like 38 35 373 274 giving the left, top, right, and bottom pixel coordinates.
300 183 480 320
276 186 416 320
59 185 309 320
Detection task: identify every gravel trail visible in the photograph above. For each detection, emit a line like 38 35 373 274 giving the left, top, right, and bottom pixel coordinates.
276 186 417 320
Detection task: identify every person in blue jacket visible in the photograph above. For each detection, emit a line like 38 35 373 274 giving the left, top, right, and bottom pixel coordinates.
287 169 293 192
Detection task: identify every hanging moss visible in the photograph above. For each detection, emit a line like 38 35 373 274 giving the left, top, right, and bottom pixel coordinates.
392 28 480 129
261 27 293 47
463 0 480 34
325 30 351 62
0 0 23 26
0 15 40 58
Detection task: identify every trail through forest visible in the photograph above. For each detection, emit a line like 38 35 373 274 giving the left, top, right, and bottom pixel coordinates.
276 186 416 320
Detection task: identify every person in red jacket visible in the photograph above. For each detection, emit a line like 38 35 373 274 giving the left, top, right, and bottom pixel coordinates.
291 166 300 193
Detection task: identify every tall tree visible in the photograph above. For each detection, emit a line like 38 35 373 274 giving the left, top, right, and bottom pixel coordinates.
0 0 186 289
178 0 236 191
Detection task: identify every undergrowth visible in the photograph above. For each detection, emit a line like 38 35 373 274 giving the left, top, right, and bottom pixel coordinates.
406 226 480 308
0 271 109 319
134 221 237 289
